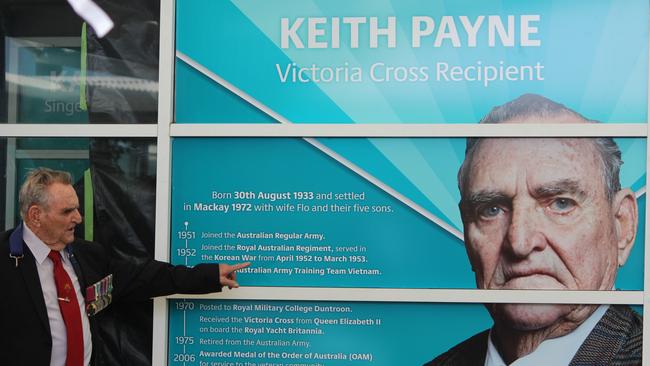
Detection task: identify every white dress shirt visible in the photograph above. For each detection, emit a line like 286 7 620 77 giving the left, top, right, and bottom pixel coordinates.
23 223 92 366
485 304 608 366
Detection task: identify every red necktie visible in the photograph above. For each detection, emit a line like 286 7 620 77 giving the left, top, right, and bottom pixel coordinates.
48 250 84 366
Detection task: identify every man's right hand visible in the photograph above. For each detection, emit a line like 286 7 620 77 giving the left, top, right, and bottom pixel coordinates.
219 262 251 289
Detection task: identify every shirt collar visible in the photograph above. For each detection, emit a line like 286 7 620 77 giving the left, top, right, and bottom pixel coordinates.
22 221 54 265
485 304 609 366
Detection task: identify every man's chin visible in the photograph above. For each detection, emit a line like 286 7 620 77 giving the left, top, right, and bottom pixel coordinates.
490 303 572 331
47 243 68 252
47 238 74 252
500 274 565 290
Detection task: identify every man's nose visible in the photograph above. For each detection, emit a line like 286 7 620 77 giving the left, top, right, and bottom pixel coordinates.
73 209 83 224
505 204 546 258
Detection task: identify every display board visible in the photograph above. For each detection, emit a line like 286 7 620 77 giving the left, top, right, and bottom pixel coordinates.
176 0 648 124
168 136 646 364
168 299 492 365
170 137 646 290
171 0 649 365
168 299 642 366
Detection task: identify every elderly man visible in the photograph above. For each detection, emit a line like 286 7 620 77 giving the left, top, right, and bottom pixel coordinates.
427 94 641 365
0 168 249 366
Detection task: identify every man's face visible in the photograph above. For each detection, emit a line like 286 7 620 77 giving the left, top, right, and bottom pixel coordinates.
32 183 82 251
461 137 622 329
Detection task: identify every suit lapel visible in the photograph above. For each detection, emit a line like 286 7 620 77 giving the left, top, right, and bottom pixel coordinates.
569 306 629 365
67 244 86 290
18 244 51 334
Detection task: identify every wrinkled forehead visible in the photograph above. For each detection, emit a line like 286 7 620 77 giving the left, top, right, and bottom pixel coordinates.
43 183 79 208
466 137 605 195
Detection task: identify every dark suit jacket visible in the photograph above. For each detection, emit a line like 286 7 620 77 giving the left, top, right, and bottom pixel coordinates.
0 226 222 366
425 305 642 366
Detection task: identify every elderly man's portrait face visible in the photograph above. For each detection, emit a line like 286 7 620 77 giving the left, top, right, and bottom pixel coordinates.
460 132 638 329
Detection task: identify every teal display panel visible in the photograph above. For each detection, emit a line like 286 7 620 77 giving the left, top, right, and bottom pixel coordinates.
168 299 492 366
170 137 646 290
175 0 648 123
168 299 642 366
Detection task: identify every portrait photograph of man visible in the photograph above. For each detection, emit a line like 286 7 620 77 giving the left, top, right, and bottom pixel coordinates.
426 94 642 365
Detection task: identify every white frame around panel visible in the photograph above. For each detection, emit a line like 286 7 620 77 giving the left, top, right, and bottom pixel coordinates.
170 123 647 137
0 124 157 137
167 288 644 305
151 0 176 364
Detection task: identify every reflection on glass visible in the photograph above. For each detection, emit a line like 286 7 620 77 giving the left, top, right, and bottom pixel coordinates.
3 36 159 124
0 137 156 230
6 38 87 124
